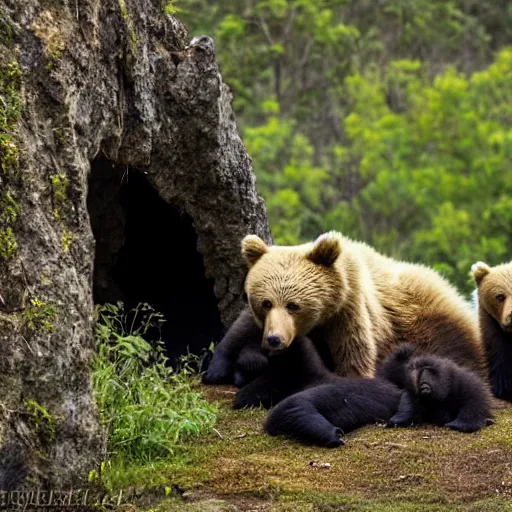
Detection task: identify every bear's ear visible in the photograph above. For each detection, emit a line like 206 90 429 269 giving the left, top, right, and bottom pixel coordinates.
242 235 269 267
307 232 341 267
471 261 491 286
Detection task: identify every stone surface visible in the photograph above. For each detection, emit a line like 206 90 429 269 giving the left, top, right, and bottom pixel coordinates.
0 0 270 488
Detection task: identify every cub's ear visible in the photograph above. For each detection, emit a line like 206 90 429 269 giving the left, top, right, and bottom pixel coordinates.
242 235 269 267
471 261 491 286
307 232 341 267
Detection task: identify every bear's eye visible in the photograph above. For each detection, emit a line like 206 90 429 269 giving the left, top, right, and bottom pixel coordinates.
496 294 506 303
286 302 300 312
262 300 273 310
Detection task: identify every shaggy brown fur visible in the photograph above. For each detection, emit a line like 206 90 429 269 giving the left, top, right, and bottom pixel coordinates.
241 231 487 379
472 261 512 401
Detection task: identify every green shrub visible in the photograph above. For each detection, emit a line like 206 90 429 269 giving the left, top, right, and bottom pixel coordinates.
92 302 218 464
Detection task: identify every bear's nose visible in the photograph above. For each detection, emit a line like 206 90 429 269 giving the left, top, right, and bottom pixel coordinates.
267 335 282 349
503 315 512 329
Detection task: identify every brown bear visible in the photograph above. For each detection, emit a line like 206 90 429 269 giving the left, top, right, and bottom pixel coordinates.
471 260 512 401
203 231 487 390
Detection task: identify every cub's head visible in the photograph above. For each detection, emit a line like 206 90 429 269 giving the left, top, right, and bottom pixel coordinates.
472 261 512 332
406 355 451 402
241 232 344 352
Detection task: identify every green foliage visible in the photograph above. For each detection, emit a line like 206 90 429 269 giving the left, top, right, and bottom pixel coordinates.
0 226 16 260
92 302 218 464
0 190 19 224
180 2 512 293
163 0 181 16
0 60 21 177
0 59 21 262
118 0 138 54
50 172 69 221
24 297 57 332
61 229 77 252
24 399 56 444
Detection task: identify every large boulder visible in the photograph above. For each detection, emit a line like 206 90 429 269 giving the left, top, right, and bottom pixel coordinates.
0 0 270 488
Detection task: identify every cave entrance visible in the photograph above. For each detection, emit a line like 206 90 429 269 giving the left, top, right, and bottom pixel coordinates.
87 156 224 366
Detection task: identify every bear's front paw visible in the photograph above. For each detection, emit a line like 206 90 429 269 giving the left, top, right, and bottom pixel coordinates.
386 414 412 428
445 420 483 433
201 356 233 385
324 427 345 448
233 387 272 410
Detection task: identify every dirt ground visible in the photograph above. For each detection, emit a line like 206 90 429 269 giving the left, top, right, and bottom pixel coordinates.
113 384 512 511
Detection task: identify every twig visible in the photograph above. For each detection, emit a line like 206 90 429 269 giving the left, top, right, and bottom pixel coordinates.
213 428 223 440
21 335 35 355
258 13 274 45
283 6 297 43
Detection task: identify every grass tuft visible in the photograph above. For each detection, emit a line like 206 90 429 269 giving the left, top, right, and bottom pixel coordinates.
92 302 219 468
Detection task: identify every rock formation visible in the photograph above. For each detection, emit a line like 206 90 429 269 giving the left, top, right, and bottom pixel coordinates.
0 0 270 488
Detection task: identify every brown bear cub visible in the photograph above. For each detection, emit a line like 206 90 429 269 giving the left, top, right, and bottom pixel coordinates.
387 345 493 433
471 261 512 402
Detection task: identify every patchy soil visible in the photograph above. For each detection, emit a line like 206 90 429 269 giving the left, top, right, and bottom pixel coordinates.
108 383 512 511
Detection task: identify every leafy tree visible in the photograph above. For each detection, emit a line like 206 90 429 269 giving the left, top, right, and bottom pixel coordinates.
178 1 512 293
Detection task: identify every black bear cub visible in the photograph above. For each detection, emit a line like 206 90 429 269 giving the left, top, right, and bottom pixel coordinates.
387 345 494 433
202 308 268 388
264 343 494 448
264 377 401 447
232 334 337 410
263 346 406 447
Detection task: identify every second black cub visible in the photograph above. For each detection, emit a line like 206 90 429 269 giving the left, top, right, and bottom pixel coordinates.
388 350 493 433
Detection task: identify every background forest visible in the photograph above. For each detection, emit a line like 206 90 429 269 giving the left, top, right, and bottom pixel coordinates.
177 0 512 294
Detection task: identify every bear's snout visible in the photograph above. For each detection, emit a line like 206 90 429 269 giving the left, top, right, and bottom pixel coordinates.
266 335 284 349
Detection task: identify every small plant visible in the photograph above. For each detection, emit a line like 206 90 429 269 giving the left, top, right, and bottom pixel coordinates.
24 297 57 331
25 399 55 443
61 229 76 252
92 302 218 464
118 0 138 54
1 190 19 223
0 60 21 177
50 172 69 220
0 226 17 259
163 0 181 16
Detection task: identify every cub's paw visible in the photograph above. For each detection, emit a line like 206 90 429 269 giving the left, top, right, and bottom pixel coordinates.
445 420 483 433
386 415 412 428
201 356 233 385
233 387 271 410
324 427 345 448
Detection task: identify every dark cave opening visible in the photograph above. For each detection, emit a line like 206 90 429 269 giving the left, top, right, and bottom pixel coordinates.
87 157 224 365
